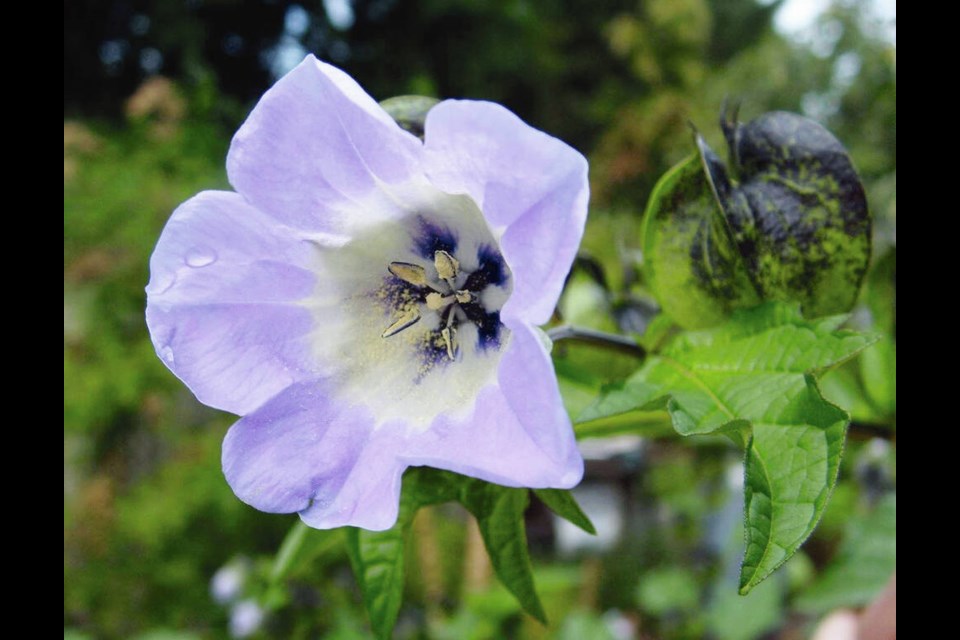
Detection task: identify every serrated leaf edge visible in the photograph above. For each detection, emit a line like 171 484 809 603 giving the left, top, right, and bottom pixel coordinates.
738 373 850 594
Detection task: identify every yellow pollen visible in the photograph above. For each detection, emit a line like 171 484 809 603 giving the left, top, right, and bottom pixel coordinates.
426 292 452 310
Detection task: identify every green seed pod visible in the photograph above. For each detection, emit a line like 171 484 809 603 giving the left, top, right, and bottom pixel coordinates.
643 107 871 327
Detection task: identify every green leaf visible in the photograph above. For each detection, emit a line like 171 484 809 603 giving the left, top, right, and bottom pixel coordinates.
404 466 469 508
346 525 407 640
860 335 896 417
573 408 674 440
819 364 884 424
857 246 895 418
459 482 547 624
576 378 666 426
534 489 596 534
636 312 679 352
554 357 608 422
863 247 896 337
740 379 847 592
795 494 897 613
642 153 760 329
347 469 548 635
579 303 877 592
346 467 467 639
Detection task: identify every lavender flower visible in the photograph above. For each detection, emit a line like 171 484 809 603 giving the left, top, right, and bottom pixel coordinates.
229 599 265 639
146 55 588 530
210 558 249 605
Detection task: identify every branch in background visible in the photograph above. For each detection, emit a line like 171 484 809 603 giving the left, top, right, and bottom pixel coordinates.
848 421 896 442
547 325 646 359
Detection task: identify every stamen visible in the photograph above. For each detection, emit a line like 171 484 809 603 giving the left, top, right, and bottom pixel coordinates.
440 326 457 360
380 244 504 358
388 262 428 286
434 250 459 283
426 292 454 310
381 307 422 338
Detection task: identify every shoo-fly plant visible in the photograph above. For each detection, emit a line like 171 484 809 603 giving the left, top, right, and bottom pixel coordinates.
146 56 883 637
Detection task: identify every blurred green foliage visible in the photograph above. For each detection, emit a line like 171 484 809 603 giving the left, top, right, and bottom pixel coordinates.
64 0 894 637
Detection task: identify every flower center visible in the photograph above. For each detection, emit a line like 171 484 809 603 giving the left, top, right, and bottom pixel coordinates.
305 189 512 428
380 248 497 361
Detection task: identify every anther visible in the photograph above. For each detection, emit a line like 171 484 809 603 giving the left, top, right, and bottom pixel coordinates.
434 250 459 284
440 326 457 360
426 292 454 310
381 248 487 358
380 307 422 338
387 262 428 286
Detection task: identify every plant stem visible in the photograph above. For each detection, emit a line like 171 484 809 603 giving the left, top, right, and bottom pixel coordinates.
547 324 646 358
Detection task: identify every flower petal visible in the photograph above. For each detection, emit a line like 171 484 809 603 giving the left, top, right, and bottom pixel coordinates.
422 100 589 324
227 54 425 233
222 379 405 531
401 324 583 489
146 191 318 415
496 322 580 466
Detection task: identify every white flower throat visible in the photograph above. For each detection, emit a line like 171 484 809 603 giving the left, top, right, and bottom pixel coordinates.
373 215 511 379
306 187 513 428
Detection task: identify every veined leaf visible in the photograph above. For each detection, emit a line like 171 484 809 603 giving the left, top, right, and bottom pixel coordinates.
346 467 467 639
460 482 547 624
578 303 876 591
346 525 407 640
740 379 847 592
347 468 578 632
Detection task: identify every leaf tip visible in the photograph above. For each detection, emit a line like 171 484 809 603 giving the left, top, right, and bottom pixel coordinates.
528 601 549 625
737 569 761 596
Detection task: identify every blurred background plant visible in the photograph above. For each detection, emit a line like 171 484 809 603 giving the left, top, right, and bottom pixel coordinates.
64 0 895 638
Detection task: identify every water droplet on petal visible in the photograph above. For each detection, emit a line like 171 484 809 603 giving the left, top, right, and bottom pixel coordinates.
153 272 177 294
185 246 218 268
160 345 176 365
